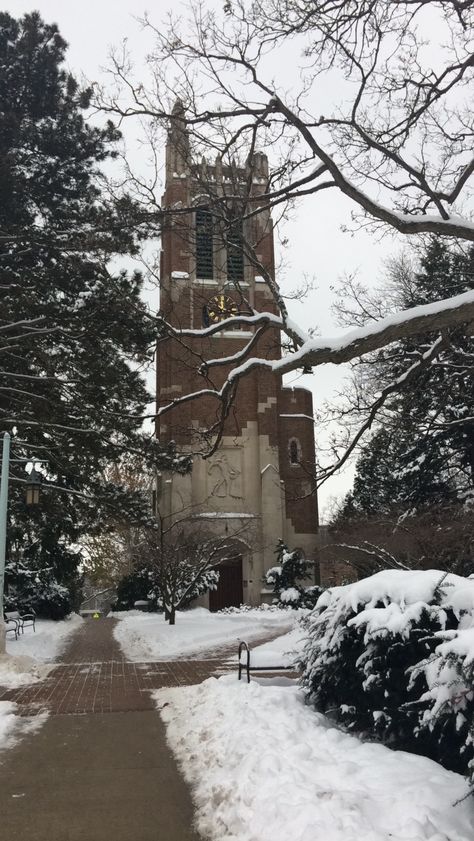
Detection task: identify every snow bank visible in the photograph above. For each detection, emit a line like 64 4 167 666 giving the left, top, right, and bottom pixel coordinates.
6 614 83 662
0 700 48 752
0 701 18 749
242 626 308 667
113 607 297 661
155 677 474 841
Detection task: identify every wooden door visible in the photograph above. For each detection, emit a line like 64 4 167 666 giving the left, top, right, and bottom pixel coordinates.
209 557 243 612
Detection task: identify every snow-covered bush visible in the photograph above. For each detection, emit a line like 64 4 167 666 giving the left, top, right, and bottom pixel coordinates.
218 603 293 614
300 569 474 780
115 563 156 610
4 559 72 620
412 626 474 783
265 540 322 609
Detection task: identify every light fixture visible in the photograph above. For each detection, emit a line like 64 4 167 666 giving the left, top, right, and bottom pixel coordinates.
25 467 42 506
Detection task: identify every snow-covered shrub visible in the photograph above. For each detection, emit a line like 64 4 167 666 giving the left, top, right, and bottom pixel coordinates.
265 540 322 609
115 564 157 610
4 560 72 620
300 569 474 777
412 626 474 781
218 603 293 614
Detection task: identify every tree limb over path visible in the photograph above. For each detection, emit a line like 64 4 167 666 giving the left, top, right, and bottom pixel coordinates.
100 0 474 462
157 290 474 414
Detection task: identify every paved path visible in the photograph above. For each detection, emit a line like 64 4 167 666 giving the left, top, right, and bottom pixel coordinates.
0 616 289 840
0 618 237 716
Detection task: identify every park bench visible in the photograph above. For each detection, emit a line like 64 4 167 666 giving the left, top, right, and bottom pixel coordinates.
4 617 19 640
4 609 36 638
238 640 295 683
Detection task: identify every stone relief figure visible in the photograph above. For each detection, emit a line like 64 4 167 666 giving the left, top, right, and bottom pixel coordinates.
208 454 242 499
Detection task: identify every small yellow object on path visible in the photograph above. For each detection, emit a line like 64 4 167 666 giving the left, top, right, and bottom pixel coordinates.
93 612 100 619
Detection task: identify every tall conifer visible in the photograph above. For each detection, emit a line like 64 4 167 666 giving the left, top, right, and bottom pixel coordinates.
0 13 187 612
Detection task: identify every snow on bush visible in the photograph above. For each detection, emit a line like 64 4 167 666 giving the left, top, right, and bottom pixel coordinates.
5 559 72 619
300 569 474 786
264 540 322 609
218 603 293 614
412 626 474 786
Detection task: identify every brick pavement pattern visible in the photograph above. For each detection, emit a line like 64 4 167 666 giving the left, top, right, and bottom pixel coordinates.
0 616 289 716
0 617 236 716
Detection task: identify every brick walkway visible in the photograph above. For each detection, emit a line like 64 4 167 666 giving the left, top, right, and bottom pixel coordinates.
0 617 295 841
0 616 290 716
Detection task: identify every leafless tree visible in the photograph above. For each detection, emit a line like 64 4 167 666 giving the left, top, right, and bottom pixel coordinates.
141 520 246 625
98 0 474 462
324 502 474 577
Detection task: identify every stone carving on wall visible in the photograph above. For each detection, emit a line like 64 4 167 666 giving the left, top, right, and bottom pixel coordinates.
208 452 243 499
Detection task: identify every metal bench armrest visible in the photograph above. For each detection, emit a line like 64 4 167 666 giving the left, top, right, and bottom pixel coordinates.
4 618 19 639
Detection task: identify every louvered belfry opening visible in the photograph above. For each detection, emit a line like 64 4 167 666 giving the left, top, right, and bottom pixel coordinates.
195 208 214 278
227 216 244 282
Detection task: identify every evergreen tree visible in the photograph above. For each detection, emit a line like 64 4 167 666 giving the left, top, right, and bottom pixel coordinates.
335 238 474 532
0 13 188 614
265 540 322 608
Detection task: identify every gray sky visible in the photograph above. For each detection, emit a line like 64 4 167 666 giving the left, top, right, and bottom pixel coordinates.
6 0 404 518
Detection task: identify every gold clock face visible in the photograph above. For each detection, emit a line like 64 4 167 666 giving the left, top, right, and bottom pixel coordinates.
207 294 239 323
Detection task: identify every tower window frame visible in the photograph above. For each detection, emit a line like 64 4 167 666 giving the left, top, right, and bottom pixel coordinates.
289 437 302 466
195 207 214 279
226 216 244 283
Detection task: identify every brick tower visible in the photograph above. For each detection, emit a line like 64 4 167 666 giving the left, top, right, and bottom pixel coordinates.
156 103 319 608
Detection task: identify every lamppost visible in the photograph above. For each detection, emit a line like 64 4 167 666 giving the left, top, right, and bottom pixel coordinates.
0 433 43 657
0 433 10 656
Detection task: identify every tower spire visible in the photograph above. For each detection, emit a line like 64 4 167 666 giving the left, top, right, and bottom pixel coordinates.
166 98 190 177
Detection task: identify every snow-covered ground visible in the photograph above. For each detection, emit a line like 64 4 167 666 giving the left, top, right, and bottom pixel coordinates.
245 626 307 666
155 676 474 841
0 700 48 753
113 607 301 661
0 614 83 688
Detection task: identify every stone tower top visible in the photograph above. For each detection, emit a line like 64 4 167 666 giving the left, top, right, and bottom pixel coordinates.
165 99 269 189
165 99 191 177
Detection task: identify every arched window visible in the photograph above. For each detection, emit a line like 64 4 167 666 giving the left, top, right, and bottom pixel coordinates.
196 208 214 278
289 438 301 465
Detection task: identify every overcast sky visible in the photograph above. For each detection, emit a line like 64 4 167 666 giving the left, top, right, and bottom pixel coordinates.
6 0 406 519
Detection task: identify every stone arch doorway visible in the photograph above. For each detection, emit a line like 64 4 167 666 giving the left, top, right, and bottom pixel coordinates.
209 555 243 612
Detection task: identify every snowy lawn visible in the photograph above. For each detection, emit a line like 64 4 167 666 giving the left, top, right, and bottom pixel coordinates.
244 626 307 667
0 613 83 688
155 677 474 841
113 607 300 661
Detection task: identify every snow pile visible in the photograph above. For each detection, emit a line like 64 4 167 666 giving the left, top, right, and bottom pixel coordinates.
155 677 474 841
6 614 83 662
0 700 48 752
241 626 308 668
0 701 19 749
301 569 474 786
113 607 296 661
